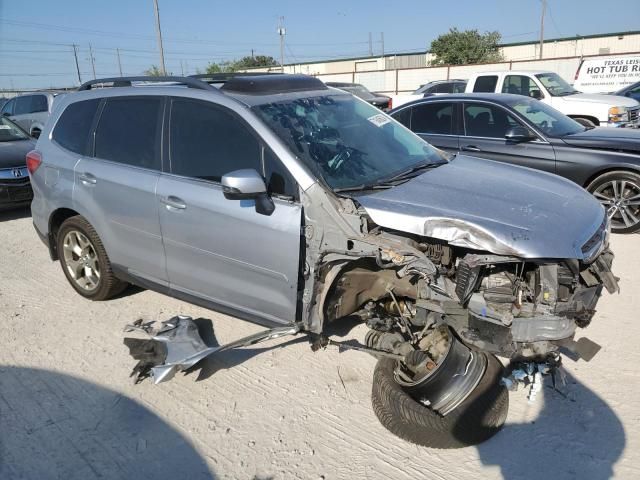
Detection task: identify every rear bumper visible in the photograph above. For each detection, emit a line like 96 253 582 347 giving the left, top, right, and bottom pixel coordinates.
0 180 33 210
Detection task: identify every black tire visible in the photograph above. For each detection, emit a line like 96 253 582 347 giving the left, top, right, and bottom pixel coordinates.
586 170 640 234
371 353 508 448
56 215 127 300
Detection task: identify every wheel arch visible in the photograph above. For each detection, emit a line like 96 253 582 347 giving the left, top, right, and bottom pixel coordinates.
48 208 81 260
583 166 640 190
568 115 600 126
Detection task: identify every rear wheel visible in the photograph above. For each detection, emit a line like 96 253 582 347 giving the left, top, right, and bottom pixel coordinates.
371 353 508 448
56 216 126 300
587 170 640 234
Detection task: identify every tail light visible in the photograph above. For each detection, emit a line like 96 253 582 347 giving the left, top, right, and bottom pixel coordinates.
26 150 42 175
387 99 392 110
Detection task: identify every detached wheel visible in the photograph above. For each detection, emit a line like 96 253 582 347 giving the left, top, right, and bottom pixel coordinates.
371 353 508 448
57 216 126 300
587 170 640 234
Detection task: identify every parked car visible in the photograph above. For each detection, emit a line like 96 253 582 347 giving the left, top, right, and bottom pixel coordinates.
614 80 640 102
464 70 639 128
325 82 390 110
390 79 467 109
574 55 640 94
30 74 617 448
389 93 640 233
0 117 36 210
1 91 63 138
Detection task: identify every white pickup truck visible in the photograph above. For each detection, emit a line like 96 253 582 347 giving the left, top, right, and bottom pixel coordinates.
464 70 639 127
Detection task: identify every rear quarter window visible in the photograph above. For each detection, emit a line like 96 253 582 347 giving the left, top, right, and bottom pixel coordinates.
473 76 499 93
51 99 101 155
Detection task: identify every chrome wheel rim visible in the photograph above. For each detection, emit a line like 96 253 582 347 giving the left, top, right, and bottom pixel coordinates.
593 179 640 230
62 230 101 291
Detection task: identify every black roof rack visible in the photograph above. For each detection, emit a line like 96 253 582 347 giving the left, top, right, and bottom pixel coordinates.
220 74 327 95
189 72 283 84
78 76 217 92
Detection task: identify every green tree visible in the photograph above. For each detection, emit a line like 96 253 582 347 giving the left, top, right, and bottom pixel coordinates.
205 55 278 74
144 65 163 76
429 28 503 65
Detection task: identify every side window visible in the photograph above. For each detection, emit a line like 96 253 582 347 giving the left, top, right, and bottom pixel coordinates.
391 107 411 128
473 76 498 93
434 83 453 94
31 95 48 113
411 102 454 135
52 99 101 154
502 75 538 97
94 97 162 170
1 98 15 115
463 103 521 138
263 148 297 199
14 96 33 115
453 82 467 93
169 98 260 182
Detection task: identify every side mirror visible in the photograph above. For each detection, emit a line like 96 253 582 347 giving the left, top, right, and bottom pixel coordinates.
505 126 536 142
529 89 543 100
221 168 274 216
2 111 11 117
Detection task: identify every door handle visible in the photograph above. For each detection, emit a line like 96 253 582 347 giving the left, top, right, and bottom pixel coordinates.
461 145 481 152
78 172 97 185
161 195 186 210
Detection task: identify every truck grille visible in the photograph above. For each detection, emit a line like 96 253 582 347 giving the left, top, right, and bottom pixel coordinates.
629 106 639 124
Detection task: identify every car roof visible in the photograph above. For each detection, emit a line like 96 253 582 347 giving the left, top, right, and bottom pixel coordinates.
470 70 553 76
389 93 531 111
69 74 349 108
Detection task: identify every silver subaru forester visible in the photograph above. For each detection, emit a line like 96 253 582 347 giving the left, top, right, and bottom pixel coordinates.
29 74 617 448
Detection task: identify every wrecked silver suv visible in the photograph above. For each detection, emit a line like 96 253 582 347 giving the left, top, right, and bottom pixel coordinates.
32 74 617 449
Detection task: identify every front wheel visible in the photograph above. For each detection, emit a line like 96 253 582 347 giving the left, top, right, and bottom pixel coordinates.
371 353 508 448
57 216 127 300
587 170 640 234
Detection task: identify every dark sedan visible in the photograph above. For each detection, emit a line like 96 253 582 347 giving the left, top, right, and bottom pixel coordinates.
326 82 391 110
389 93 640 233
0 117 35 210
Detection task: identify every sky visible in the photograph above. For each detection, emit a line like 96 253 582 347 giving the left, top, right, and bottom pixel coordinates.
1 0 639 90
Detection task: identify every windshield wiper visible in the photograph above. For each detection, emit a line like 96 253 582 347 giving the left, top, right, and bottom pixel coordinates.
383 161 445 183
333 183 396 193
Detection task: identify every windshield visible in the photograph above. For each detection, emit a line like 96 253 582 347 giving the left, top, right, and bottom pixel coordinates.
0 117 30 142
504 96 586 137
253 94 446 191
535 73 579 96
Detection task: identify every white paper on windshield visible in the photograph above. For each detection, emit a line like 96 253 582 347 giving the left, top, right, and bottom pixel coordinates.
0 125 11 130
367 113 390 127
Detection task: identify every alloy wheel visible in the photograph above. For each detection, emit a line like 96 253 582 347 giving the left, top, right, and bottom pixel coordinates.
62 230 101 292
592 179 640 230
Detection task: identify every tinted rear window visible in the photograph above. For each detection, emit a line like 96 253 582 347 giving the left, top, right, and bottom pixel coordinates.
411 102 454 134
94 97 161 170
31 95 48 113
473 76 498 93
52 99 100 154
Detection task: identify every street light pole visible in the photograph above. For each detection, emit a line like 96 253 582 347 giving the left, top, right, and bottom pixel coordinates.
539 0 546 59
277 16 286 73
152 0 167 75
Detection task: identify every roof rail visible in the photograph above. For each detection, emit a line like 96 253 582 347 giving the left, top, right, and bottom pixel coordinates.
78 76 217 92
189 72 283 84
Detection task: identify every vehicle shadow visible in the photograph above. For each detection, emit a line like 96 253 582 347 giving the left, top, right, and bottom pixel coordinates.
186 318 309 382
0 366 216 479
0 206 31 222
474 370 625 480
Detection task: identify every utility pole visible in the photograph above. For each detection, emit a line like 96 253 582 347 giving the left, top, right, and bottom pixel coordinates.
116 48 123 76
539 0 546 59
89 43 96 79
368 32 373 56
277 16 286 73
380 32 385 57
72 44 82 84
152 0 167 75
180 60 184 76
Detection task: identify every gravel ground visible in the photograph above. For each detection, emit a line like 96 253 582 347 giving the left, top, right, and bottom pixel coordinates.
1 206 639 480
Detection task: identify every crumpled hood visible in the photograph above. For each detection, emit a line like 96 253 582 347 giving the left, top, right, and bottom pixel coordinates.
356 155 605 259
561 126 640 152
0 139 35 169
556 92 639 107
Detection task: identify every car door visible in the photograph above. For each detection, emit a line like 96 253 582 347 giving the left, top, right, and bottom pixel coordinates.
461 101 556 173
157 97 302 325
73 95 168 285
403 101 460 152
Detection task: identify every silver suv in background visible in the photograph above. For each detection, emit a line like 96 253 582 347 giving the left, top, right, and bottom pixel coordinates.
29 74 617 449
1 91 62 138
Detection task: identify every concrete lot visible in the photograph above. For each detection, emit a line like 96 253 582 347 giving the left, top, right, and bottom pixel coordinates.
1 206 639 480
